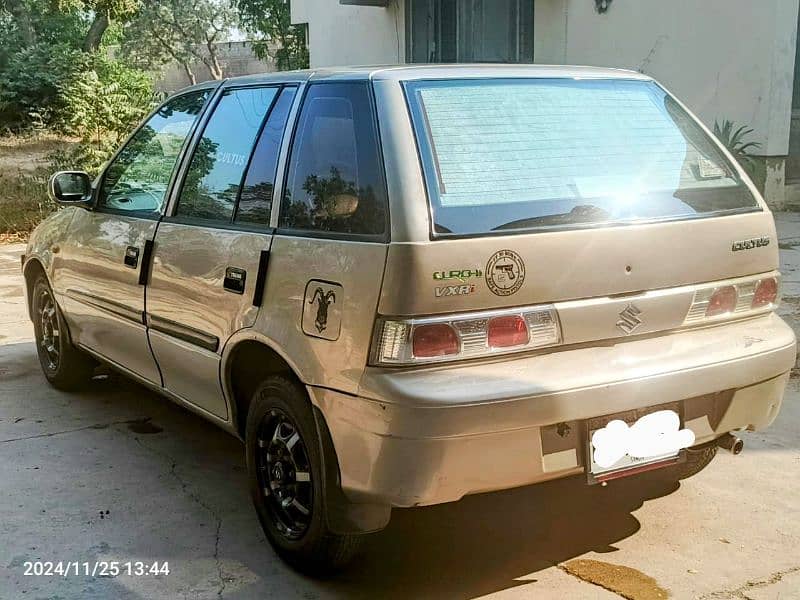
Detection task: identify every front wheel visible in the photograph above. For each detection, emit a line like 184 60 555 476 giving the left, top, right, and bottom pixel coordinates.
245 376 362 574
31 275 95 391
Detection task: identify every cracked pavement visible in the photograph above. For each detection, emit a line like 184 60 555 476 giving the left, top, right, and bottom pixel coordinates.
1 214 800 599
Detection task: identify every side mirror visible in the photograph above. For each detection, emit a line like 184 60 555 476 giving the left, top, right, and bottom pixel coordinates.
48 171 92 207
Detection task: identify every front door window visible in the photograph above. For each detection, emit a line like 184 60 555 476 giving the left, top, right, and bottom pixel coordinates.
97 90 210 215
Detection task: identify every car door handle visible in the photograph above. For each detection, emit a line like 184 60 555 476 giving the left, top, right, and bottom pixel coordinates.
223 267 247 294
252 250 270 307
124 246 140 268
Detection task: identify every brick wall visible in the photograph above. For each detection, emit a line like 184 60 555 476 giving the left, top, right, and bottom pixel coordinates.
156 41 277 93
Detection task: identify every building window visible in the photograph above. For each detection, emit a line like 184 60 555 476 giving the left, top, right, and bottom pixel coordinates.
406 0 534 64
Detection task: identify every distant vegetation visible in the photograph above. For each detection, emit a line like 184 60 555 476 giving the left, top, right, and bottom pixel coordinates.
0 0 308 238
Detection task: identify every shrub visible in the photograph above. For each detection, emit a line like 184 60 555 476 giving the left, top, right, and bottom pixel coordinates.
0 42 87 130
62 54 157 173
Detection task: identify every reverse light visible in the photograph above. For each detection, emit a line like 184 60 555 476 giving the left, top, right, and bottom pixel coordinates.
372 305 561 366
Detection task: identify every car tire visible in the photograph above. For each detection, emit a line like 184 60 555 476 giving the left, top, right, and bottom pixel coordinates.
673 443 718 480
31 275 95 391
245 376 363 575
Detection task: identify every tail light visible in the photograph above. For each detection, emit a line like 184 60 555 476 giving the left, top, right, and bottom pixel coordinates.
412 323 459 358
752 277 778 308
706 286 737 317
684 274 780 325
372 306 561 366
488 315 529 348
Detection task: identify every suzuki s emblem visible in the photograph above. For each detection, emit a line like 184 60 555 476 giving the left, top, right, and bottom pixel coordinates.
616 304 643 335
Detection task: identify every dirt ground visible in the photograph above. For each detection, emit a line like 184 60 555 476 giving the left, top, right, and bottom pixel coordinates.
0 215 799 599
0 133 76 174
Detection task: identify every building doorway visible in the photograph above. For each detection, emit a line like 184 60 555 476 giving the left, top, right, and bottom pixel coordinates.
788 5 800 183
406 0 534 64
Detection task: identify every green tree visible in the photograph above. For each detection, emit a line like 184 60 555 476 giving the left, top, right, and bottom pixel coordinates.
121 0 237 85
235 0 308 71
0 0 149 130
62 54 155 172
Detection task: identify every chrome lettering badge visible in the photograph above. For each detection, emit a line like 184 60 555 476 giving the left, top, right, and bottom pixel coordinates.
732 236 770 252
616 303 643 335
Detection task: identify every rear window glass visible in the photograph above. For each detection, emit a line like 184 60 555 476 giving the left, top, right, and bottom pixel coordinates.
405 78 760 236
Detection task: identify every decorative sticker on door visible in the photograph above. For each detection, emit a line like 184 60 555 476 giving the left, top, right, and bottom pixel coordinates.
302 280 343 341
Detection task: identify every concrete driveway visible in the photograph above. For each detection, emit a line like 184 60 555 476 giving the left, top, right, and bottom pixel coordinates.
2 215 800 600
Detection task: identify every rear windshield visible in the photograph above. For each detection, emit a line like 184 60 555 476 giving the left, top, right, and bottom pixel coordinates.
404 78 760 236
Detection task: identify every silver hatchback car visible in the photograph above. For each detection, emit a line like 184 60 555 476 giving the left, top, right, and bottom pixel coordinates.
23 65 796 572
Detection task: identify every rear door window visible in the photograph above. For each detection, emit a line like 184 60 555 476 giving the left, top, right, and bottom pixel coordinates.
176 86 280 223
235 86 297 227
404 78 760 236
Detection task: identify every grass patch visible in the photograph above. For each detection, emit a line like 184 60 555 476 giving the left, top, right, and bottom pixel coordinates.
0 170 54 238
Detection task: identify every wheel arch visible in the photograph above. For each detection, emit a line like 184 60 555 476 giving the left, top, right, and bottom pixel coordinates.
23 257 49 319
223 332 392 535
221 333 307 440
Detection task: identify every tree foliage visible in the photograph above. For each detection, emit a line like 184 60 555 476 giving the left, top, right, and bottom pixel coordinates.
236 0 309 71
62 54 155 172
0 0 151 132
121 0 236 84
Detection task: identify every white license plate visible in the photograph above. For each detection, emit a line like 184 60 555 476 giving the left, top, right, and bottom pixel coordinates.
589 409 696 477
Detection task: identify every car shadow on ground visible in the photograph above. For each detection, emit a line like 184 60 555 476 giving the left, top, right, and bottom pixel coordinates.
1 342 681 600
327 473 678 599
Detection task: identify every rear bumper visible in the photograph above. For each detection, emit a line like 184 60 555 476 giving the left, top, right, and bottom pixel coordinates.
310 314 796 508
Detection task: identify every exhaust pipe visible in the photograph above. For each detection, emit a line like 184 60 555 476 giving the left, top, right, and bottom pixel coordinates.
718 433 744 455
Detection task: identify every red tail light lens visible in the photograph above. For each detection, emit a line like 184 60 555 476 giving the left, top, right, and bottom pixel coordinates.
752 277 778 308
706 286 737 317
488 315 530 348
412 323 459 358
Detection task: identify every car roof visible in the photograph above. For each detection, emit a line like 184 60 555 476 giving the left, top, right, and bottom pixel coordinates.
190 64 651 92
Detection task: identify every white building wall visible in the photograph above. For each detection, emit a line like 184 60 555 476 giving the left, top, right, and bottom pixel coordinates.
292 0 798 201
535 0 799 157
291 0 405 67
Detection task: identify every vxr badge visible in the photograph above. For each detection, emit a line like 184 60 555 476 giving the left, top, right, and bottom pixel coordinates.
616 303 643 335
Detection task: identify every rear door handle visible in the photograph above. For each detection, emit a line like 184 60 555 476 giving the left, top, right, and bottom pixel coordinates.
252 250 270 307
224 267 247 294
124 246 140 268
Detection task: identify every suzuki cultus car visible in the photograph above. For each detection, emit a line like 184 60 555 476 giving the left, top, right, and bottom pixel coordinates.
23 65 796 572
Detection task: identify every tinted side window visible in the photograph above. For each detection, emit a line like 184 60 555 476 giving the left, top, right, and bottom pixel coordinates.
235 86 296 227
177 87 279 222
99 91 209 214
280 82 387 236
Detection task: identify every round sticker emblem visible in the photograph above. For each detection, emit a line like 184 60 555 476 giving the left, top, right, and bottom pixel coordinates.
486 250 526 296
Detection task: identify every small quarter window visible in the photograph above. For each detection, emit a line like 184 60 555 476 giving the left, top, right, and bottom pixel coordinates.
280 82 387 236
177 87 279 222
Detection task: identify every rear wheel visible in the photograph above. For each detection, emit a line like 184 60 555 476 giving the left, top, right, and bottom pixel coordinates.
31 275 95 390
245 376 362 574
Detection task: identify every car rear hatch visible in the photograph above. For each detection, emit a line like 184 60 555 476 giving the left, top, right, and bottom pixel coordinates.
372 74 779 365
